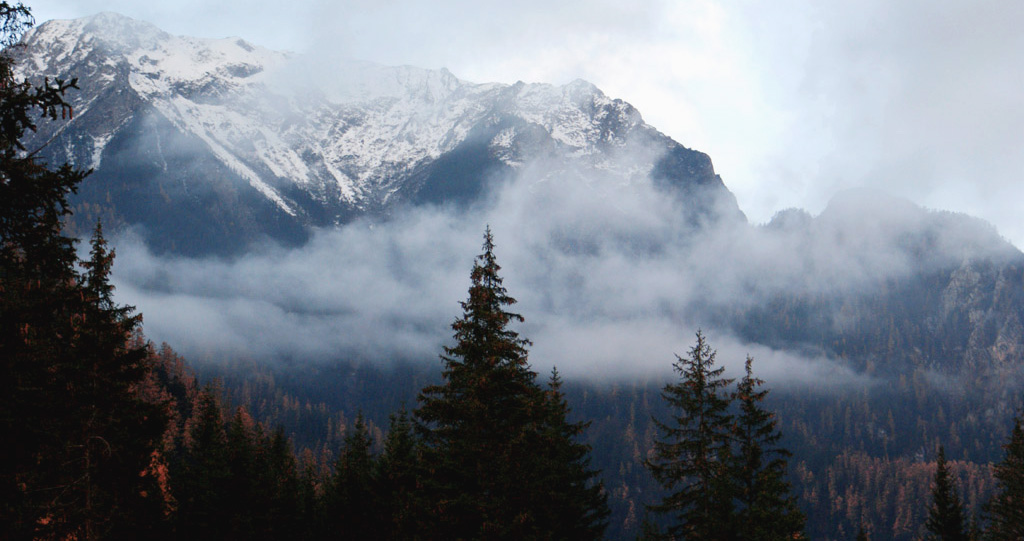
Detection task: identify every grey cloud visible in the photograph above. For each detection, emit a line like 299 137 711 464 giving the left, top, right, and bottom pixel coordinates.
110 138 1015 384
303 0 665 72
730 0 1024 246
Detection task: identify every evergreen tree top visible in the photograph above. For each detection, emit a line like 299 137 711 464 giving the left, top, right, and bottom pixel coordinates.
987 416 1024 539
414 228 608 539
925 445 967 541
443 226 531 374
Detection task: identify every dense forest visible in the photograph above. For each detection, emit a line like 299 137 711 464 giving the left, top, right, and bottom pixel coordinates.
188 350 1021 539
4 2 1024 539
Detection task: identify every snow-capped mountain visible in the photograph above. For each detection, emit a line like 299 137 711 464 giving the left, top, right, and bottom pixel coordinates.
16 13 1024 383
15 12 740 255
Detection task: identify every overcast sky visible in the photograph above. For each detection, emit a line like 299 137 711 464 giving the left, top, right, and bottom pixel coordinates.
28 0 1024 247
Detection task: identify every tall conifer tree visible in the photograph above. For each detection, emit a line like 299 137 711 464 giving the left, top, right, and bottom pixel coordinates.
986 417 1024 539
65 223 167 539
0 5 169 532
925 445 968 541
732 356 805 540
415 228 606 540
329 413 380 539
376 409 419 540
0 2 87 536
645 331 735 540
533 368 610 539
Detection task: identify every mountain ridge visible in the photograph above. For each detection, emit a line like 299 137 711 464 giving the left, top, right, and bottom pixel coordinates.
15 12 739 255
14 12 1024 383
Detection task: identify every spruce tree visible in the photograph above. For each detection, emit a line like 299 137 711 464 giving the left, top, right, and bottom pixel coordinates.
376 408 419 540
415 228 606 540
0 16 167 530
175 387 233 536
986 417 1024 539
173 387 232 539
329 413 380 539
0 2 91 536
732 356 805 540
533 368 610 539
66 223 167 539
645 330 735 540
926 445 968 541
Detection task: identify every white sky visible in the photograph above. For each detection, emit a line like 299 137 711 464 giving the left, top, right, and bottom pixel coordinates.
28 0 1024 248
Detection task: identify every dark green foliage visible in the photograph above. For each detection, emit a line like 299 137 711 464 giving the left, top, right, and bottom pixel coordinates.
63 224 167 539
733 356 806 540
221 408 304 539
645 330 735 540
985 417 1024 539
645 334 806 540
168 384 307 540
172 387 232 539
926 445 968 541
203 343 1024 540
224 407 260 537
415 228 607 539
258 427 303 538
0 4 168 535
328 413 381 539
534 368 611 539
376 408 419 540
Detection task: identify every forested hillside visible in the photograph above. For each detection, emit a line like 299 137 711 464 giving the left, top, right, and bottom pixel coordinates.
192 352 1018 540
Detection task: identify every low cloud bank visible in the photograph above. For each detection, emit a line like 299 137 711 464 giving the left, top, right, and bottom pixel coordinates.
110 147 1017 384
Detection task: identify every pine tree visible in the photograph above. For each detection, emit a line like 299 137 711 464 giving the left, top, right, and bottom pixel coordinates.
0 2 94 536
255 426 302 539
376 408 419 540
732 356 806 540
328 413 380 539
415 228 606 540
645 331 735 540
63 223 167 539
985 417 1024 539
926 445 968 541
172 387 231 539
0 31 165 530
532 367 610 539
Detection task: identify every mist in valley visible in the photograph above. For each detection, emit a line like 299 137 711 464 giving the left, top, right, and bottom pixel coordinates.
108 137 1018 387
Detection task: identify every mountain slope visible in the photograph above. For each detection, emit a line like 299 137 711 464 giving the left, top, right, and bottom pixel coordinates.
15 12 740 255
729 191 1024 378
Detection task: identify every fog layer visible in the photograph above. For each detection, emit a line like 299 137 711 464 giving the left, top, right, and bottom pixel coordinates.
111 147 1016 384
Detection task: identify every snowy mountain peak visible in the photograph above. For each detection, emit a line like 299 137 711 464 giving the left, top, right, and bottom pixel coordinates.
15 12 737 255
315 59 469 104
22 13 167 66
21 13 284 92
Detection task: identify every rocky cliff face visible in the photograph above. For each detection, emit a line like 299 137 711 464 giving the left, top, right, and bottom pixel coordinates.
15 12 740 255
